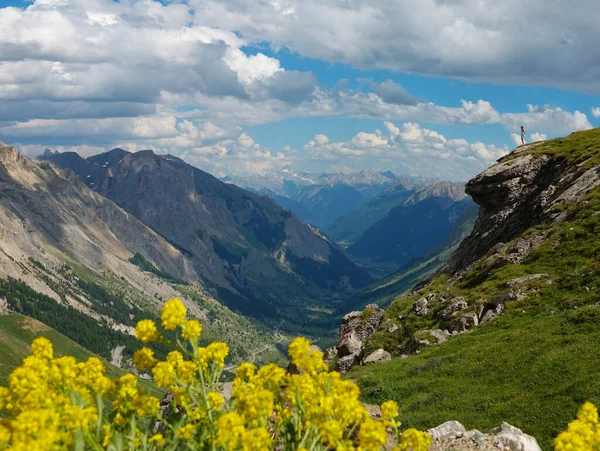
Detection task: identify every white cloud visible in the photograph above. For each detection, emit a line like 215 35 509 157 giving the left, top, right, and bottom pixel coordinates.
304 121 508 180
187 0 600 92
592 107 600 118
530 132 548 142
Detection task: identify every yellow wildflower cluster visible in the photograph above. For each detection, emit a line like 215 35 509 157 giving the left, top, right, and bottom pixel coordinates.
0 297 436 450
555 402 600 451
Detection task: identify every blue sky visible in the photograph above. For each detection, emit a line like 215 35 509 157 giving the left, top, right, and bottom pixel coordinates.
1 0 599 180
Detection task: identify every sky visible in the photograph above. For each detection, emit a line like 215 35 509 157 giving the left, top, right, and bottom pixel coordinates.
1 0 600 180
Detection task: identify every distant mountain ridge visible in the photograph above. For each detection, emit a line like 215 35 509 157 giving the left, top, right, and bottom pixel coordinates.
348 181 477 275
224 167 437 229
41 148 373 330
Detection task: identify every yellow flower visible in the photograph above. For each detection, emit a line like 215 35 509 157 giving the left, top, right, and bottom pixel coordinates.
216 412 245 449
133 347 157 371
149 433 165 447
102 424 113 447
288 337 310 362
135 319 160 343
381 400 400 428
181 319 202 341
320 419 343 447
357 417 387 450
287 337 327 375
395 428 432 451
0 423 11 446
161 298 187 330
178 423 196 440
242 427 272 451
166 351 184 367
207 342 229 368
176 361 198 384
208 392 224 410
236 362 256 380
152 362 176 388
0 387 10 410
133 395 160 417
578 402 599 425
30 336 53 360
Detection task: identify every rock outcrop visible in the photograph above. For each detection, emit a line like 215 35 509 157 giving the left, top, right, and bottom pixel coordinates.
446 146 600 275
429 420 542 451
329 304 385 373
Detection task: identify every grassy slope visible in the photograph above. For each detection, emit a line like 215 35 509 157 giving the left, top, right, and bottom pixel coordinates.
0 314 162 397
350 130 600 449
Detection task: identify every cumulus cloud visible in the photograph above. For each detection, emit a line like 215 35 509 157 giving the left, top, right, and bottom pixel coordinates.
187 0 600 92
530 132 548 142
592 107 600 118
304 121 509 180
0 0 317 124
369 79 419 105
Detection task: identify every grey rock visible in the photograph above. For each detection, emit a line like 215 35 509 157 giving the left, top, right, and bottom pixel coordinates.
449 312 479 332
505 274 552 288
388 325 399 333
490 422 542 451
413 298 429 316
430 329 452 343
507 238 530 255
446 152 556 274
441 297 468 318
363 349 391 364
429 420 467 441
339 304 384 342
486 242 507 257
335 354 358 374
324 346 337 360
337 331 363 358
361 403 382 420
464 430 486 442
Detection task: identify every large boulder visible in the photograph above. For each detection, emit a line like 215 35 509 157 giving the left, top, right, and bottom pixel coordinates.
491 422 542 451
336 354 358 374
337 331 362 358
428 421 466 441
362 349 391 365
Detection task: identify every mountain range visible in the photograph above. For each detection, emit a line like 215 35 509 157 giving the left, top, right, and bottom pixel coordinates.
40 148 373 332
347 182 478 275
223 167 437 230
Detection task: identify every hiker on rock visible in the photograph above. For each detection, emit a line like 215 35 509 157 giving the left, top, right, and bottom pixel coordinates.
521 126 526 145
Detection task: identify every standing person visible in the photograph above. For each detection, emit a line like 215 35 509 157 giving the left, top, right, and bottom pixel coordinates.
520 126 526 145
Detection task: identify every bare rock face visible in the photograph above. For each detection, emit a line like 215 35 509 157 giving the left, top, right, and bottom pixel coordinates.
337 331 363 358
335 354 359 374
362 349 391 365
444 147 600 275
429 421 467 441
0 141 21 167
339 303 385 342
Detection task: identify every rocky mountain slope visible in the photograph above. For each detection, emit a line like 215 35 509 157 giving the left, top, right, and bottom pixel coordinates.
41 148 372 331
334 129 600 448
0 141 278 366
348 182 477 275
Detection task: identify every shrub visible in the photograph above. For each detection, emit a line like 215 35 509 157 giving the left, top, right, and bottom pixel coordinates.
0 298 431 450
